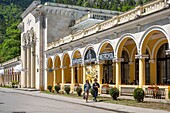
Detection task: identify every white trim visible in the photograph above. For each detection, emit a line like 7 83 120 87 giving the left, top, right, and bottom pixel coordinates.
115 33 139 57
139 25 170 53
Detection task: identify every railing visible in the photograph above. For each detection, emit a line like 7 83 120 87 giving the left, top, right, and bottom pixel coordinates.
47 0 170 49
145 86 166 99
120 85 138 96
75 14 90 24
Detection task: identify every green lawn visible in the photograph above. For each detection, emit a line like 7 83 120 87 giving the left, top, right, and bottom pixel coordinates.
42 90 170 111
0 86 11 88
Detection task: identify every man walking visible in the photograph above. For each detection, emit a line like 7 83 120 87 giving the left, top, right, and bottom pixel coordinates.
92 78 100 102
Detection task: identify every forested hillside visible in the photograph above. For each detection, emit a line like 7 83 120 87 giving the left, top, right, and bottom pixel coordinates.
0 0 152 63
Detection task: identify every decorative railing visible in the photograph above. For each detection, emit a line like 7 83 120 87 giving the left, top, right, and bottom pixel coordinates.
47 0 169 50
120 85 138 96
145 86 166 99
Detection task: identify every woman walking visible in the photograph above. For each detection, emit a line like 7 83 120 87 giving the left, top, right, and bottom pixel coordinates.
84 80 91 103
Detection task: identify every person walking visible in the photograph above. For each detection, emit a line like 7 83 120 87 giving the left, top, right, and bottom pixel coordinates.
84 80 91 103
92 78 100 102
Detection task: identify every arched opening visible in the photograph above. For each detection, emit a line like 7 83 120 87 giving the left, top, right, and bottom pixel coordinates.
47 58 53 87
54 56 61 84
117 37 138 85
157 43 170 85
140 29 169 85
72 50 83 84
63 53 71 83
84 47 97 83
98 42 115 84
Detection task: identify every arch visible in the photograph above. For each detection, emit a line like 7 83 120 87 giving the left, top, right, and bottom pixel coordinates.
54 55 62 84
71 48 82 60
115 33 139 58
97 39 114 57
83 44 96 60
47 57 53 87
139 25 170 54
62 53 71 83
53 54 61 63
152 39 168 59
47 57 53 68
61 51 71 65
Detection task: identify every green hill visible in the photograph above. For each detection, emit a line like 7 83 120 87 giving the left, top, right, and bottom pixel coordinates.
0 0 152 63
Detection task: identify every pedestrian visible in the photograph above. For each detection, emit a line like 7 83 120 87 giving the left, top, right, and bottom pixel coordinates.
84 79 91 103
92 78 100 102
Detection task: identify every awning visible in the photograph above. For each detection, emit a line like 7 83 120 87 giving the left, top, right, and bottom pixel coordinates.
13 64 22 73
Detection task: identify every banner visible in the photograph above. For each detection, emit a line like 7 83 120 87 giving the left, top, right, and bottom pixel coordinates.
72 58 82 65
99 52 114 60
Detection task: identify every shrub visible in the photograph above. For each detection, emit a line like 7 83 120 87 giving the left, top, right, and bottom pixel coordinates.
11 81 19 88
47 85 52 92
76 87 82 96
54 85 60 93
90 88 95 96
133 88 144 102
109 87 119 100
64 86 70 94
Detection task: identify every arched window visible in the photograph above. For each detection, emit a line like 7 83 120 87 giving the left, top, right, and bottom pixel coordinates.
121 51 129 84
157 43 170 85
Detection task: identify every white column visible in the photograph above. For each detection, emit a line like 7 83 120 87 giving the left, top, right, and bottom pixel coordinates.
61 67 64 91
31 43 35 88
116 61 121 88
71 67 75 92
27 45 31 88
21 46 27 88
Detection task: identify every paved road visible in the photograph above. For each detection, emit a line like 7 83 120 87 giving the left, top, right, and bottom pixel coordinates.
0 91 116 113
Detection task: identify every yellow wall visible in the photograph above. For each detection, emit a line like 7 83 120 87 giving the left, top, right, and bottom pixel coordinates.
63 54 71 83
54 56 62 84
47 58 53 86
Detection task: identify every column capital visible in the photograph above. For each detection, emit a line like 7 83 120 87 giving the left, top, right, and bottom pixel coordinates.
149 59 155 63
113 58 124 63
135 54 149 59
60 66 67 69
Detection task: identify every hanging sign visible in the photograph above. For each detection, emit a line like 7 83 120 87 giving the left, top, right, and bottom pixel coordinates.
99 52 114 60
72 58 82 65
84 49 96 63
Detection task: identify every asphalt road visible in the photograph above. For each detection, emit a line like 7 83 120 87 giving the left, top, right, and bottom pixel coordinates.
0 91 116 113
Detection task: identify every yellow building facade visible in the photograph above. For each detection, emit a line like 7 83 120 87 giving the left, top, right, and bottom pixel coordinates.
17 0 170 99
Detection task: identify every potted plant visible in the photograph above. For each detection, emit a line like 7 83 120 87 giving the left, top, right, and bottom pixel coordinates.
76 87 82 96
54 84 60 93
109 87 119 100
64 86 70 94
47 85 52 92
133 88 144 102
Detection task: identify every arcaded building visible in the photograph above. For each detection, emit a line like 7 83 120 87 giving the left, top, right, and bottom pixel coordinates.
14 0 170 99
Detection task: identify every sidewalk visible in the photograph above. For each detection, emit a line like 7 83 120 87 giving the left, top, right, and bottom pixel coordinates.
0 88 169 113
